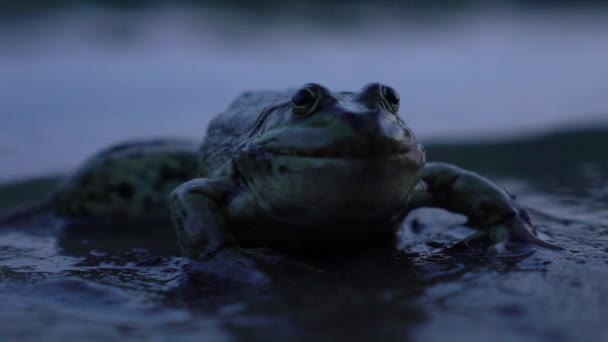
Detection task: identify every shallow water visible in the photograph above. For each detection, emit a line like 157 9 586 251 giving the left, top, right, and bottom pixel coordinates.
1 4 607 341
1 128 607 341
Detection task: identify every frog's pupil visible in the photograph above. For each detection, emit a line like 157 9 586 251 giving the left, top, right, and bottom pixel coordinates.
292 89 315 107
385 88 399 105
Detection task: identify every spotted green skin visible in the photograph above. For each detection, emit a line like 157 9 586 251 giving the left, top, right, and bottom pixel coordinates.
56 139 201 223
169 83 559 260
0 139 200 226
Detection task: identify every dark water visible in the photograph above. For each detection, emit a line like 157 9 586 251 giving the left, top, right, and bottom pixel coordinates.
1 127 607 341
1 4 607 341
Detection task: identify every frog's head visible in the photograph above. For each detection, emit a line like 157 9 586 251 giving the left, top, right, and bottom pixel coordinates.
235 83 426 226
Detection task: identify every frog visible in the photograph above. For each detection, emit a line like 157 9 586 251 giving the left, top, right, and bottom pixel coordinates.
167 82 560 261
0 82 559 260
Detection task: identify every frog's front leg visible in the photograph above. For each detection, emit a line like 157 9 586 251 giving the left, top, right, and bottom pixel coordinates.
168 178 313 280
168 178 238 260
409 162 561 251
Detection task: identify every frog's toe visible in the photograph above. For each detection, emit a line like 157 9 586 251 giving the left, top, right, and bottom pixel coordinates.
498 215 563 250
446 230 495 255
455 216 563 253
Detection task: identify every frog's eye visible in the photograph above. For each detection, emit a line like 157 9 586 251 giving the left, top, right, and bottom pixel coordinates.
380 85 400 114
291 86 321 117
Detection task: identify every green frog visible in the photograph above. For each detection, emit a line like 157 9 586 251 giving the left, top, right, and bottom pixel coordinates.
0 83 559 260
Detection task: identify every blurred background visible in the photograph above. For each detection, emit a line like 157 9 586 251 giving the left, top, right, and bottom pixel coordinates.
1 0 607 181
1 3 607 341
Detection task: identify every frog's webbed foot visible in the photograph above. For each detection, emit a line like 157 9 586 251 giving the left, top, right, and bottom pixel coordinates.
455 211 563 254
411 162 562 253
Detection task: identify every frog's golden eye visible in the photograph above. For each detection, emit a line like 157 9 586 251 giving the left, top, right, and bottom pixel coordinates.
380 85 400 114
291 86 321 117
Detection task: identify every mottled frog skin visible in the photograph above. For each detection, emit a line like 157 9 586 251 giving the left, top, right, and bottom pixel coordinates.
0 83 559 258
0 139 199 225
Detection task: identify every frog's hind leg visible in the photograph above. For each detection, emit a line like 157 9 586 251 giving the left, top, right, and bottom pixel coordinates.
409 162 562 252
0 140 199 228
54 139 200 225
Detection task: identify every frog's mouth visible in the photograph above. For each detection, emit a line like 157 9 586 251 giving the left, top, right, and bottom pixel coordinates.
252 138 416 160
234 140 426 227
235 140 426 183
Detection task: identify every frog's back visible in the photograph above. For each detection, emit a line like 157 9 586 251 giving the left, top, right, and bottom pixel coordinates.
199 89 294 175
